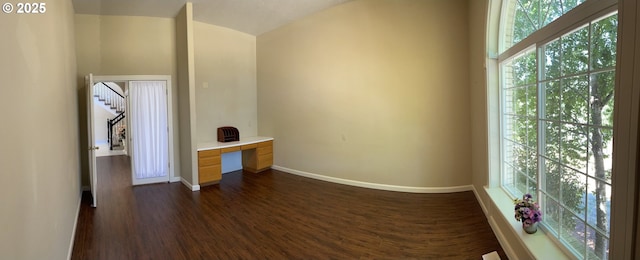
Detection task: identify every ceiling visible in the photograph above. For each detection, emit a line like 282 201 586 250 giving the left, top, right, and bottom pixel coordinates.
72 0 352 36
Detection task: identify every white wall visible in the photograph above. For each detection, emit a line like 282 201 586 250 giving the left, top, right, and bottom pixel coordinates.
0 0 80 258
93 101 114 143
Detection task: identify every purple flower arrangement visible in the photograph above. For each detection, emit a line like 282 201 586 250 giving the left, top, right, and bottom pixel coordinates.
514 193 542 227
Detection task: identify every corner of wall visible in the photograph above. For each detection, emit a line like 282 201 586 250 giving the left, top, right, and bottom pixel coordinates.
176 2 198 187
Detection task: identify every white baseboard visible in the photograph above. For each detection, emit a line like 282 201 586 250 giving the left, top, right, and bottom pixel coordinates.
181 177 200 191
488 215 518 260
170 176 181 183
67 189 83 260
471 185 489 215
472 186 517 260
272 165 473 193
81 185 90 192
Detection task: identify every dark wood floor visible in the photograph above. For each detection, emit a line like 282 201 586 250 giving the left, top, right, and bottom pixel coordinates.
72 155 507 259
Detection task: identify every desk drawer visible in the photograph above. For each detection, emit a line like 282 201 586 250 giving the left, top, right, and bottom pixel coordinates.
258 140 273 148
198 150 221 167
199 156 220 166
257 146 272 156
199 149 220 157
257 153 273 169
241 143 258 150
199 165 221 183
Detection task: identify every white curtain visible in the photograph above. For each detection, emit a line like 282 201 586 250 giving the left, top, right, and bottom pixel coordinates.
130 81 168 179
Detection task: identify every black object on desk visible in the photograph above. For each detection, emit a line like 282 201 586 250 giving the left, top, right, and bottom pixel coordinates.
217 127 239 142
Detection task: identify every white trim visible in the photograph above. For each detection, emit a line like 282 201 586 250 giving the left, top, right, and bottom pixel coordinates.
67 190 83 260
472 185 517 259
486 0 502 189
498 0 617 61
92 75 176 186
171 177 181 183
81 185 90 192
93 75 172 82
485 187 573 260
487 188 536 260
272 165 473 193
488 215 518 260
181 177 200 191
132 178 171 186
472 185 489 215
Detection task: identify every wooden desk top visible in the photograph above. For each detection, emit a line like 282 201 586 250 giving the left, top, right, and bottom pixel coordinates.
197 136 274 151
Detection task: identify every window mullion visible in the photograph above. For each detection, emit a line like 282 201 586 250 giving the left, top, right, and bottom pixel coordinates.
584 19 593 260
499 0 617 61
536 45 543 204
537 44 548 215
500 64 504 188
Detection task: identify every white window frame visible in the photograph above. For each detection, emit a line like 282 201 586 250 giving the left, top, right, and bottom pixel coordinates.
486 0 639 259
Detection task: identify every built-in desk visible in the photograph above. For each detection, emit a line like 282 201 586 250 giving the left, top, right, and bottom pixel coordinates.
197 136 274 185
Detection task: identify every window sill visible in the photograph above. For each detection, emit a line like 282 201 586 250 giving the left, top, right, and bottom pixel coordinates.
484 187 574 260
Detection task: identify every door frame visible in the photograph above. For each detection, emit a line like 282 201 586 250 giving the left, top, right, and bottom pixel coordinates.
91 75 177 185
128 79 171 185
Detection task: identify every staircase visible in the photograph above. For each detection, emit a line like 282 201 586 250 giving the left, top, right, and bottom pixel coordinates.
94 82 126 150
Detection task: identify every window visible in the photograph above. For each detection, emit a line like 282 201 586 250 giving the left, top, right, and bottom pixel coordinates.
498 1 617 259
502 0 587 51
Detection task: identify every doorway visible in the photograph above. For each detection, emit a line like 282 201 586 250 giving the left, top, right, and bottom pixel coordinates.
92 81 127 157
86 74 175 207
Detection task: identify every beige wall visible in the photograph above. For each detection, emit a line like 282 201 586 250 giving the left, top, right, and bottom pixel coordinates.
75 14 177 77
470 0 489 191
0 0 80 258
176 3 198 186
194 22 257 142
75 14 180 183
257 0 471 187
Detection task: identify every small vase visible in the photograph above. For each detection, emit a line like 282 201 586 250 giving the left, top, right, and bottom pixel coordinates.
523 222 538 234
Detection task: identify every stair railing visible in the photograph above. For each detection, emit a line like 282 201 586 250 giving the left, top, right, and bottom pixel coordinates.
107 112 126 150
93 82 126 150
